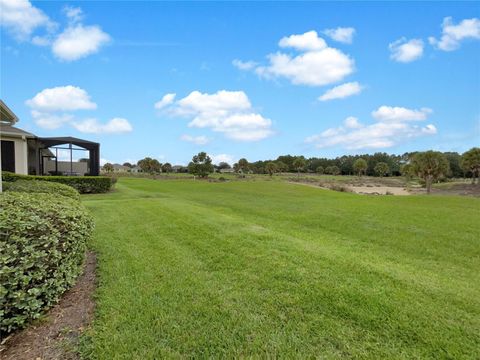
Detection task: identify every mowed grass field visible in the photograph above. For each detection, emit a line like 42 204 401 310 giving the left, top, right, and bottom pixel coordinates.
82 178 480 359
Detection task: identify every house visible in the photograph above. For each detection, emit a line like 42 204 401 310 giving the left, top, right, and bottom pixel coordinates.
172 165 187 173
1 100 100 176
1 99 32 175
130 166 143 173
112 163 130 172
219 168 235 173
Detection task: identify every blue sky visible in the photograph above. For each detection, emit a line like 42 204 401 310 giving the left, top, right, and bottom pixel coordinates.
1 1 479 165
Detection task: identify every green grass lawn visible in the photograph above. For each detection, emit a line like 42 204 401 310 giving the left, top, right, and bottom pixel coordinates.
81 178 480 359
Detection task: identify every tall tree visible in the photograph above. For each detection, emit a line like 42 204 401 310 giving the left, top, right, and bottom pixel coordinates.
353 158 368 177
103 163 114 172
217 162 231 170
374 162 390 177
411 151 450 194
236 158 249 175
265 162 278 177
188 152 214 178
276 161 288 173
400 163 413 181
292 157 306 177
138 157 161 174
325 165 340 175
461 147 480 184
162 162 173 173
444 152 462 178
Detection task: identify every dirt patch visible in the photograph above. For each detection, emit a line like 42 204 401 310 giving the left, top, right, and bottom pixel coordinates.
0 251 96 360
289 181 409 195
350 186 410 196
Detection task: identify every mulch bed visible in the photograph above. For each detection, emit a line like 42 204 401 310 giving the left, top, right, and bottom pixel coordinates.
0 251 96 360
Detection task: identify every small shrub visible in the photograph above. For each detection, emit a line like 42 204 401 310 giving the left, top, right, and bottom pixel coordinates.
0 192 94 334
218 177 227 182
328 184 351 193
3 180 80 200
1 172 114 194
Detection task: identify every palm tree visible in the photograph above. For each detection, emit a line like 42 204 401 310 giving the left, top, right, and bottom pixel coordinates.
293 157 306 178
411 151 450 194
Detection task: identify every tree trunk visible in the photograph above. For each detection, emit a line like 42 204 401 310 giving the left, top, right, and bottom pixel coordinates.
426 176 433 194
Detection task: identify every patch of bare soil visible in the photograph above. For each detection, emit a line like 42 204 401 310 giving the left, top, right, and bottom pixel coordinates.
349 186 410 196
289 180 410 195
0 251 96 360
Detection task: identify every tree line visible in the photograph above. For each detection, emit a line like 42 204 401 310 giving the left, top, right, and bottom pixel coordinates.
103 148 480 194
236 150 477 179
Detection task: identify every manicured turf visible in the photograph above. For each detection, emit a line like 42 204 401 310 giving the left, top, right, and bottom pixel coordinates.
82 178 480 359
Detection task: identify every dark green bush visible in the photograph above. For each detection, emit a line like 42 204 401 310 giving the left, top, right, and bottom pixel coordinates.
0 192 94 334
1 171 114 193
3 180 80 200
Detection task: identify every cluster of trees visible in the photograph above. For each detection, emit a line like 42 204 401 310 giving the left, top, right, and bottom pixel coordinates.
222 149 479 181
103 158 174 174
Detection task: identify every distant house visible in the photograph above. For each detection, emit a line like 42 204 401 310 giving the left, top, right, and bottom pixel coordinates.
130 166 142 173
172 165 187 173
112 163 130 172
1 100 100 176
219 168 235 173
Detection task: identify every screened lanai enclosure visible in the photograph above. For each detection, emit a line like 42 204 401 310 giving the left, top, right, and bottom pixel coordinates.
27 137 100 176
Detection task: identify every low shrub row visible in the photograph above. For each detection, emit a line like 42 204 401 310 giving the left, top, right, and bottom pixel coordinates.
3 180 80 200
0 191 94 334
1 171 115 193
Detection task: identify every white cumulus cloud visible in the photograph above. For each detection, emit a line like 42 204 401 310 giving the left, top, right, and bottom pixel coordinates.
372 106 432 122
210 154 235 165
235 30 355 87
1 2 110 62
344 116 363 129
26 85 131 134
319 82 363 101
157 90 274 142
389 38 424 63
429 17 480 51
180 134 211 145
72 117 133 134
323 27 356 44
0 0 55 40
279 30 327 51
31 111 74 130
26 85 97 112
52 24 110 61
154 93 176 109
306 106 436 150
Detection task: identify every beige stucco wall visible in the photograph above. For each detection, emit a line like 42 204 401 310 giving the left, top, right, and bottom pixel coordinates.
1 135 28 175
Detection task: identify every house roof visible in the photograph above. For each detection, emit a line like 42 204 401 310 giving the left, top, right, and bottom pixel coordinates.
0 124 36 138
0 100 18 124
112 163 129 170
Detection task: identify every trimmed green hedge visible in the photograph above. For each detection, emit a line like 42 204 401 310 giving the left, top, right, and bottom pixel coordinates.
0 192 94 334
1 171 114 194
3 180 80 200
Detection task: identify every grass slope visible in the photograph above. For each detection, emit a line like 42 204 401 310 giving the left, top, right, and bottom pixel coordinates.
82 178 480 359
